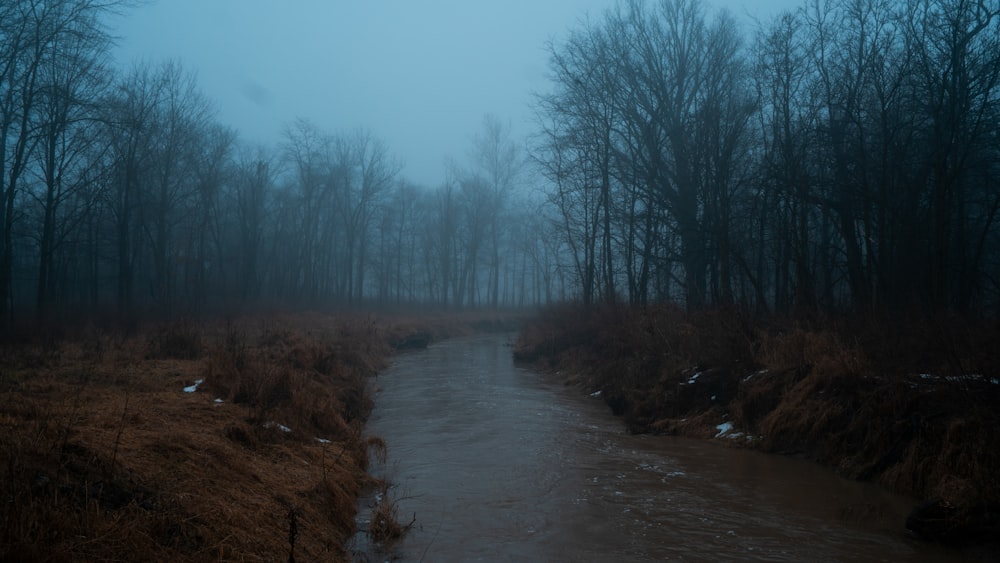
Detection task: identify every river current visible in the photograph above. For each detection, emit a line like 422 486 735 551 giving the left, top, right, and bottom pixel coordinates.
352 334 961 562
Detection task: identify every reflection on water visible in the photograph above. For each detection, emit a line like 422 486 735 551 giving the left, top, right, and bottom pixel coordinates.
353 334 960 562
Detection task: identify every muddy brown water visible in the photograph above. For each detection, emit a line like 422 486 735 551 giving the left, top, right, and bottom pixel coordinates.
351 334 962 562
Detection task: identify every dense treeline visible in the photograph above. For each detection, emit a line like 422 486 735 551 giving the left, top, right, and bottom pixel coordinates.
535 0 1000 316
0 1 561 330
6 0 999 329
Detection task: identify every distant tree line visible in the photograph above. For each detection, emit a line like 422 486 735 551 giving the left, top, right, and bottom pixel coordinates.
534 0 1000 316
8 0 998 328
1 0 564 329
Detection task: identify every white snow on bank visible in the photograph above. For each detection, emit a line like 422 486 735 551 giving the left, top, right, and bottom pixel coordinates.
264 421 292 433
688 372 702 384
183 379 203 393
590 390 602 397
714 422 746 440
918 373 998 384
715 422 734 437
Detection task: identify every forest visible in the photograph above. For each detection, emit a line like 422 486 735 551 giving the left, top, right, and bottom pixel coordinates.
536 0 999 315
2 0 999 559
2 0 999 329
1 1 554 329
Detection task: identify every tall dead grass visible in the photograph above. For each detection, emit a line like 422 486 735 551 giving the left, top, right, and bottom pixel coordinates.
514 303 755 432
516 304 1000 541
0 314 396 562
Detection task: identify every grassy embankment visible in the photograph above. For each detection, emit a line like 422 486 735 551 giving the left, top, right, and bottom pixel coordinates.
514 304 1000 544
0 310 522 562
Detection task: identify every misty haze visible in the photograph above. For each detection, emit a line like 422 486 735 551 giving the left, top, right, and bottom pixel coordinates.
1 0 998 561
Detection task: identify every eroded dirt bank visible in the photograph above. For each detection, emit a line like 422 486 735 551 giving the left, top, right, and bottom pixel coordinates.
0 310 523 562
514 304 1000 548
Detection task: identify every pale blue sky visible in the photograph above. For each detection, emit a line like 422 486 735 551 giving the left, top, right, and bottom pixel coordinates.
112 0 801 187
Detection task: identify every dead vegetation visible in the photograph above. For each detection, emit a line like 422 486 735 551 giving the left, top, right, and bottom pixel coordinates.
0 309 526 561
0 313 401 562
364 479 415 546
514 304 1000 545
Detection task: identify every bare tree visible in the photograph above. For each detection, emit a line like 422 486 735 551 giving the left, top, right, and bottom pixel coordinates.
231 144 275 302
281 118 336 301
905 0 1000 312
534 17 623 307
140 62 213 312
466 114 523 308
0 0 118 326
186 123 236 306
339 129 401 302
28 0 113 317
105 62 162 317
753 9 818 311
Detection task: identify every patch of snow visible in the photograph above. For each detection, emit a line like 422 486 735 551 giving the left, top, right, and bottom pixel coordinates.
991 378 999 385
590 390 602 397
715 422 734 437
711 395 717 401
264 421 292 433
688 372 702 384
183 379 203 393
315 438 331 444
932 373 990 384
726 432 744 440
214 398 223 403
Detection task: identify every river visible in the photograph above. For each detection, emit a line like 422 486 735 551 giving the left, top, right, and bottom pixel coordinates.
351 334 962 562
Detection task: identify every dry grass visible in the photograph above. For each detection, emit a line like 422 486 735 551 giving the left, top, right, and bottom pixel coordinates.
514 303 754 433
0 314 396 562
364 479 414 546
516 304 1000 543
0 309 527 561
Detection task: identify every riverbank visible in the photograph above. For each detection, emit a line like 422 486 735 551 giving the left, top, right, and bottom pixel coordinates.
355 333 959 561
513 304 1000 546
0 310 523 562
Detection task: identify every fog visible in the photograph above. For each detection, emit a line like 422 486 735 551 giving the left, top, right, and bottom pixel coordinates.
3 0 997 321
112 0 800 187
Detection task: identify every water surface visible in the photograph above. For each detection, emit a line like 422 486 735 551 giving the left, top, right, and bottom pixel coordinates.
354 334 960 562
